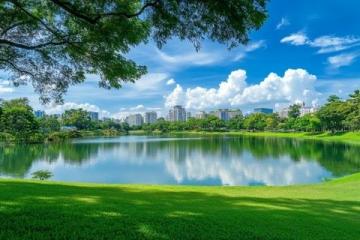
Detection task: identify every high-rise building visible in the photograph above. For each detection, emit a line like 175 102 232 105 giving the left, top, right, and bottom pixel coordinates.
168 105 186 122
278 103 319 118
195 111 207 119
254 108 273 114
299 102 319 116
88 111 99 121
210 109 230 121
228 109 242 119
125 114 144 126
186 112 192 120
278 107 289 118
144 111 157 124
34 110 45 118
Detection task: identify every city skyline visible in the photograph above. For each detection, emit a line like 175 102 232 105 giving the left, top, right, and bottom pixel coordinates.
31 101 320 122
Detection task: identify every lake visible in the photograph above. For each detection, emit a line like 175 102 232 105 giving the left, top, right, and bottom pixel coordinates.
1 135 359 186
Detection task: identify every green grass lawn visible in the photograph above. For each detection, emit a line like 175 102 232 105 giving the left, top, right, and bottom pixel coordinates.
1 174 359 240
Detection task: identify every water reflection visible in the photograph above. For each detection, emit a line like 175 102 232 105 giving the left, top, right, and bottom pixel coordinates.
0 136 359 185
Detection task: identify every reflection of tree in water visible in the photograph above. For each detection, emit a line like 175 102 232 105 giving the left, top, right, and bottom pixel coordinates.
241 137 360 176
1 136 360 179
61 143 100 165
0 145 40 177
119 136 360 177
0 144 59 177
0 143 101 177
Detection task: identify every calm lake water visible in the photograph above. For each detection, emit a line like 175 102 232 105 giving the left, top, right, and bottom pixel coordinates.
1 135 359 186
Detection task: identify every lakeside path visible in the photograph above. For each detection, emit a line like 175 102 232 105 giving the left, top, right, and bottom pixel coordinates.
1 174 359 240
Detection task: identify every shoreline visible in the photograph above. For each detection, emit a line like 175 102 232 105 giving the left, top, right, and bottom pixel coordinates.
131 130 360 145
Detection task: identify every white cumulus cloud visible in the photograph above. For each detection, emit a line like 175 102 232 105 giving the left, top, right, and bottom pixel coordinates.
166 79 176 85
165 69 319 110
112 105 162 120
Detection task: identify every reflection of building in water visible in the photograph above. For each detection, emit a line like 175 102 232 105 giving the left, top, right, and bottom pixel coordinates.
118 138 339 186
2 136 357 186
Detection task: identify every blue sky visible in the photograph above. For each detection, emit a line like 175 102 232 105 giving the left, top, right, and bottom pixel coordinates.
1 0 360 118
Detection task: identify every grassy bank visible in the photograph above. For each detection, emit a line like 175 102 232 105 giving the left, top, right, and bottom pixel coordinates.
166 131 360 145
1 174 359 240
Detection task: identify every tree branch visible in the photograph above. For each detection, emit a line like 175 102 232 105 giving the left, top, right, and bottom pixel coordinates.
0 58 35 78
0 21 29 37
0 38 76 50
9 0 68 41
98 1 161 19
50 0 160 24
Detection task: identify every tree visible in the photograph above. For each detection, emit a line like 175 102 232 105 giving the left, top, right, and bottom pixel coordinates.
31 170 53 180
39 116 61 133
62 109 92 130
317 99 349 132
0 98 39 141
327 95 341 103
344 90 360 130
265 113 280 130
244 113 267 131
228 115 244 130
288 104 301 119
293 114 321 132
0 0 267 103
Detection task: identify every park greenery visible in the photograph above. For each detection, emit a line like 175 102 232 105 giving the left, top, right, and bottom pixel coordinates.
0 98 129 143
0 173 359 240
143 90 360 133
0 89 359 143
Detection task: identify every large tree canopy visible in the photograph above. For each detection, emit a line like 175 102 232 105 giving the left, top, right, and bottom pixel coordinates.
0 0 267 103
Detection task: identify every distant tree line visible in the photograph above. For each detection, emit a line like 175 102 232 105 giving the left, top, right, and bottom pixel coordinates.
0 89 359 142
142 90 360 133
0 98 129 143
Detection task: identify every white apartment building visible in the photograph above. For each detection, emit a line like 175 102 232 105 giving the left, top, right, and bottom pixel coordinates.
168 105 186 122
125 114 144 126
144 111 157 124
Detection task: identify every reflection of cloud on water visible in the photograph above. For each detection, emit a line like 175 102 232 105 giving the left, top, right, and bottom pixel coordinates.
103 140 333 186
165 152 331 186
20 136 336 185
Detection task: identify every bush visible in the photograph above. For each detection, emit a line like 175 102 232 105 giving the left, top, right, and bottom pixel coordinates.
27 133 45 143
0 132 15 143
46 130 83 142
31 170 53 180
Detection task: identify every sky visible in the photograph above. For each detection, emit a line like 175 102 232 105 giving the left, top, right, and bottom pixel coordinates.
1 0 360 119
